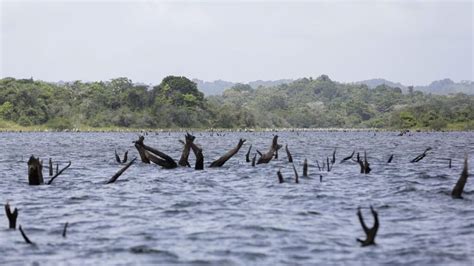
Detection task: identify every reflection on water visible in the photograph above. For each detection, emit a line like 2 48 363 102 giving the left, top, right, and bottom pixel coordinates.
0 131 473 265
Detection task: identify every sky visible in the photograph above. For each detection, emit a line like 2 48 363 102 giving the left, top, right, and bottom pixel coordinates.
0 0 473 85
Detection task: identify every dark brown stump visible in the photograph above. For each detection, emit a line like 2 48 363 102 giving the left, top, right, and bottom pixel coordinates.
277 169 284 183
27 155 43 185
245 145 252 163
303 158 308 177
285 144 293 163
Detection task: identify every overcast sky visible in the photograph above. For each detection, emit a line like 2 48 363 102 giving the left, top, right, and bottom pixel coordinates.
1 0 472 85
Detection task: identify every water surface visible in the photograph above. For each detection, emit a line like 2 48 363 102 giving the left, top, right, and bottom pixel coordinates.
0 131 473 265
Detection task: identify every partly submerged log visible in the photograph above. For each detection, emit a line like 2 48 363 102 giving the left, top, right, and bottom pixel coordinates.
5 203 18 229
19 225 34 245
27 156 43 185
257 135 282 164
210 139 246 167
245 145 252 163
411 147 432 163
303 158 308 177
356 206 379 247
47 161 71 185
285 144 293 163
106 158 137 184
452 156 469 199
179 133 195 167
134 136 177 169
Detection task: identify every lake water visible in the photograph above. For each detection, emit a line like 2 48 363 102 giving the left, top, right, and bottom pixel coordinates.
0 131 473 265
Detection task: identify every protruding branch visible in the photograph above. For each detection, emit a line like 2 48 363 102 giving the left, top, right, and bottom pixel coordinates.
245 145 252 163
452 155 469 199
5 203 18 229
292 164 299 184
251 154 256 167
134 136 177 169
114 150 121 164
356 206 379 246
410 147 432 163
340 150 355 163
210 139 246 167
189 140 204 170
19 225 34 245
358 151 371 174
62 222 68 238
387 154 393 164
122 151 128 164
331 148 336 164
285 144 293 163
106 158 137 184
49 158 53 176
277 169 284 183
303 158 308 177
47 161 71 185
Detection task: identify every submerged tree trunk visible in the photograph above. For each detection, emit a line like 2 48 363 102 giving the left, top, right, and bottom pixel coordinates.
134 136 177 169
452 156 469 199
178 133 195 167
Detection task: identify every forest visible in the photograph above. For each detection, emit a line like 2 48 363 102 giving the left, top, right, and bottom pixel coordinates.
0 75 473 131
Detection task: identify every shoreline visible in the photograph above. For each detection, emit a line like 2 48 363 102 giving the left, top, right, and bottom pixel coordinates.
0 127 472 133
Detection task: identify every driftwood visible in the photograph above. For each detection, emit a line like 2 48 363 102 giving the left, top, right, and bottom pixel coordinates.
5 203 18 229
47 161 71 185
356 206 379 246
251 154 256 167
27 156 43 185
210 139 246 167
285 144 293 163
257 135 282 164
62 222 68 238
303 158 308 177
134 136 177 169
340 151 355 163
411 147 432 163
452 156 469 199
106 158 137 184
292 164 299 184
245 145 252 163
387 154 394 164
19 225 34 245
277 169 284 183
178 133 195 167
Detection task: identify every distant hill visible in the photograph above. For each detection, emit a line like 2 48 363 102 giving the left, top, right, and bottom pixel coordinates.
355 78 473 95
355 79 406 90
193 79 293 95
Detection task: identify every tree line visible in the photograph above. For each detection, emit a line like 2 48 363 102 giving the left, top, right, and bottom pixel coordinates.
0 75 472 130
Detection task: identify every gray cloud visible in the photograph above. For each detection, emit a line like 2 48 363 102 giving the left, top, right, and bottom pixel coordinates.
1 0 472 85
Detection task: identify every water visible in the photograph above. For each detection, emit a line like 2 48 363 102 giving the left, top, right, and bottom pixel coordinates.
0 131 473 265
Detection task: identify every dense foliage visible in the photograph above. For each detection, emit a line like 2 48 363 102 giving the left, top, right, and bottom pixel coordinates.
0 75 473 130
